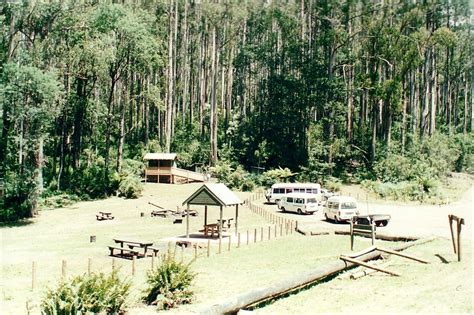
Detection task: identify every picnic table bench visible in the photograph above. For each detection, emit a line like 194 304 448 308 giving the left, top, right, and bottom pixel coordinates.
110 238 154 258
199 223 220 237
97 211 114 221
217 218 234 229
151 210 169 217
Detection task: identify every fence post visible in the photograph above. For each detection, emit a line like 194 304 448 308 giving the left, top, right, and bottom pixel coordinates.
62 260 67 278
132 256 136 276
290 221 293 234
237 232 241 248
274 224 277 238
246 230 250 245
219 237 222 254
194 245 198 260
31 261 36 291
254 228 257 243
280 223 283 236
207 239 211 257
261 227 264 241
268 226 271 240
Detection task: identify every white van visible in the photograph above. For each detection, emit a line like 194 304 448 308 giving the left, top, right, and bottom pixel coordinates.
323 196 359 223
265 183 321 203
278 193 319 215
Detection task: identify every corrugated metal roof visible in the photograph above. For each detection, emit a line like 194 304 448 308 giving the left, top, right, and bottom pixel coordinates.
143 153 177 160
182 183 242 206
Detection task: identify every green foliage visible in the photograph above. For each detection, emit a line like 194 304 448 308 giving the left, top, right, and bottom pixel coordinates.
144 254 195 310
262 167 295 183
69 157 117 199
0 172 36 221
40 193 80 209
117 174 143 199
41 271 131 315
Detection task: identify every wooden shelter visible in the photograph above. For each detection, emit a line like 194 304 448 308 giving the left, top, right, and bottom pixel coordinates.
144 153 205 183
182 183 243 242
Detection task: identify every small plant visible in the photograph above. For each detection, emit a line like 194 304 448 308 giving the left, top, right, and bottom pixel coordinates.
144 254 195 310
41 271 131 315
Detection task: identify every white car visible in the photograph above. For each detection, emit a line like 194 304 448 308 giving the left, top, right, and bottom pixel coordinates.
321 188 336 200
323 196 359 223
278 193 319 215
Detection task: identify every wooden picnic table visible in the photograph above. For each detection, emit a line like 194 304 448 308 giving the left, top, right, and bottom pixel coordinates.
201 223 220 237
97 211 114 220
217 218 234 229
112 238 155 257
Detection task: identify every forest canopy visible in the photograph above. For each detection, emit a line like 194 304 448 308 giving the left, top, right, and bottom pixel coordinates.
1 0 473 220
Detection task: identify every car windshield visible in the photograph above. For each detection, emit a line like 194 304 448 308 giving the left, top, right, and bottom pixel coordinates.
306 198 317 203
341 202 357 209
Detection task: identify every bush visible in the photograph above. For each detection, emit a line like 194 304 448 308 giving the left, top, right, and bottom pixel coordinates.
40 193 81 209
240 178 256 192
144 254 195 310
41 271 131 315
118 174 143 199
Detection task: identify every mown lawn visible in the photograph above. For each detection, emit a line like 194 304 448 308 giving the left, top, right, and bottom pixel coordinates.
1 183 472 314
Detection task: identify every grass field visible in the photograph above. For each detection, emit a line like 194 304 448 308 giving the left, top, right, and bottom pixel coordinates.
1 182 472 314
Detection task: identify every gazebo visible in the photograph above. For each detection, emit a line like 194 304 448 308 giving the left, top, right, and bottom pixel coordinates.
182 183 243 242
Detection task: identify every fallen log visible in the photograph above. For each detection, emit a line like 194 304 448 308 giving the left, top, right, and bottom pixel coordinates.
334 230 419 242
199 237 436 314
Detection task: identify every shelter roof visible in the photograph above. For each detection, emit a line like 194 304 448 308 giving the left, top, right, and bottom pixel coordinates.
143 153 177 160
182 183 242 206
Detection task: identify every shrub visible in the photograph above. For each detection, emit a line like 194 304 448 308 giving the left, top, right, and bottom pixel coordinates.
40 193 81 209
118 174 143 199
324 177 342 192
240 178 256 192
41 271 131 315
144 254 195 310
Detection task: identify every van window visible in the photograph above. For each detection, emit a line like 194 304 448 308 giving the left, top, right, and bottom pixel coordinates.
295 188 305 193
273 188 285 194
341 202 357 209
286 197 294 202
286 188 293 193
311 188 319 194
328 202 338 209
306 198 317 203
295 198 304 204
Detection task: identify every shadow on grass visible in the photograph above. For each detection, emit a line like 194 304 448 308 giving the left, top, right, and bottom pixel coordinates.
0 219 35 228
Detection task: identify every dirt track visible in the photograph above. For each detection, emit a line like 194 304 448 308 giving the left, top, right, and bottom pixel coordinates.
261 185 473 240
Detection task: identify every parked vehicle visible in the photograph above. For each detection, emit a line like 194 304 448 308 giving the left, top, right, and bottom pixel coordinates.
323 196 359 223
353 214 391 227
265 183 321 203
321 188 336 200
278 193 319 215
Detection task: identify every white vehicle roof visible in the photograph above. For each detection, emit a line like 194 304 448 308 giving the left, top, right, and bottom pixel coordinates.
271 183 321 189
282 192 319 199
327 195 357 203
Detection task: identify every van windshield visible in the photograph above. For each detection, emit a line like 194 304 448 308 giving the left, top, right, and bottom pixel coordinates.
306 198 317 203
341 202 357 209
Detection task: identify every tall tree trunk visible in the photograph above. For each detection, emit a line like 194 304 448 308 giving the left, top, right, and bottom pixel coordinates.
463 72 468 134
429 49 437 136
182 1 189 125
165 0 174 153
117 79 125 173
210 21 218 165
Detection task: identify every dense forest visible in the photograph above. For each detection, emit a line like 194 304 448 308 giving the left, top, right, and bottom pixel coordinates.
1 0 473 220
